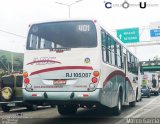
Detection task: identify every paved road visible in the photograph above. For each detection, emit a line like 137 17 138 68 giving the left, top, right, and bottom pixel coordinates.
0 95 160 124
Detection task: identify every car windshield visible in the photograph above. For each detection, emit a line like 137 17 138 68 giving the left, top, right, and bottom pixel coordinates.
27 21 97 50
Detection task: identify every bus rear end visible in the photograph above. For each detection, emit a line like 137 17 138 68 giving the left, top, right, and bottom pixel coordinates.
23 20 102 114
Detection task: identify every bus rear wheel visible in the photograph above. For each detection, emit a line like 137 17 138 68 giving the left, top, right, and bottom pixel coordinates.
57 105 77 115
129 101 136 107
112 93 122 115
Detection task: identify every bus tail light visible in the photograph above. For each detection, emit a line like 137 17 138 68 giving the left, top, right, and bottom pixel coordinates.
24 78 30 84
93 71 99 77
23 72 28 78
92 77 98 83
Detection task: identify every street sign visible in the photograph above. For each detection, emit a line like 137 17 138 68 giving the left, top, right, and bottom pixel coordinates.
150 22 160 40
150 29 160 37
116 28 139 43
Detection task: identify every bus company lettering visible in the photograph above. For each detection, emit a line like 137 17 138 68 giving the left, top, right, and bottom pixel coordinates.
27 57 61 65
66 73 91 78
34 85 63 88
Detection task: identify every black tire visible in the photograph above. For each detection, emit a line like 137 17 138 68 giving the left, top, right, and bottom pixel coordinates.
112 93 122 116
57 105 77 115
147 93 151 98
139 96 142 101
154 92 159 96
1 104 10 112
136 89 138 102
129 101 136 107
27 104 37 111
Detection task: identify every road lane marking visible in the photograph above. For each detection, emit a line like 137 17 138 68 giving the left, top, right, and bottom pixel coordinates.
115 96 159 124
133 104 160 118
126 96 159 118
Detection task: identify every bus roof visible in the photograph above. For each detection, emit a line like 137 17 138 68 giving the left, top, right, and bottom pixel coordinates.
29 18 97 27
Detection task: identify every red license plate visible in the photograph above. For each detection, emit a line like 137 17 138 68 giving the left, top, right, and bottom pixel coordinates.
53 80 66 85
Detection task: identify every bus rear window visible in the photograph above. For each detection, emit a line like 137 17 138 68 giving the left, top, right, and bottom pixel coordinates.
27 21 97 50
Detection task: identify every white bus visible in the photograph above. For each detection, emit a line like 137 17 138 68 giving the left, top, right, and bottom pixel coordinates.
23 19 140 115
142 72 159 96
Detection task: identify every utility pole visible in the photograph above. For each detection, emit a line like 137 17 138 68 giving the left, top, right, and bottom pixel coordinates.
55 0 83 18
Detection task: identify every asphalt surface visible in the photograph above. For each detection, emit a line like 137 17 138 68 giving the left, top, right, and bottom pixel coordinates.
0 95 160 124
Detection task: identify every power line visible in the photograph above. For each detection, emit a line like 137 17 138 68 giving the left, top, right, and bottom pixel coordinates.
0 29 26 38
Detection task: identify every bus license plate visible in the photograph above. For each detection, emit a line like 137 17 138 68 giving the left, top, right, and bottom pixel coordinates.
53 80 66 85
7 103 15 107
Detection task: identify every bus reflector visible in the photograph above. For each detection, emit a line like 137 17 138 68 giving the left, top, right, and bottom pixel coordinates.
92 77 98 83
32 94 37 96
23 72 28 78
83 94 89 97
24 78 30 84
93 71 99 77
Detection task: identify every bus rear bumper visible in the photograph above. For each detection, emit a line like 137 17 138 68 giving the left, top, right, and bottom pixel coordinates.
23 89 102 104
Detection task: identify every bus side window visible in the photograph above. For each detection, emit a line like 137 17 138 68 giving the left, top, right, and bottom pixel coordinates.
102 31 107 46
122 48 126 69
127 52 131 72
110 38 115 65
116 43 122 68
101 30 107 62
108 36 112 64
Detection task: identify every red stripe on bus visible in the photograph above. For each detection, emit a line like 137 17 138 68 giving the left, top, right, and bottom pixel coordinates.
27 60 61 65
103 70 132 88
30 66 93 76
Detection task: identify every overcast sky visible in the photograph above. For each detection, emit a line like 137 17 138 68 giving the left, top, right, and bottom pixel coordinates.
0 0 160 61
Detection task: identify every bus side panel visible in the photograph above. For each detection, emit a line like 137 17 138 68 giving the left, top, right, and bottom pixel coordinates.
113 75 125 106
99 64 114 107
99 63 137 108
99 64 125 108
127 73 137 102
